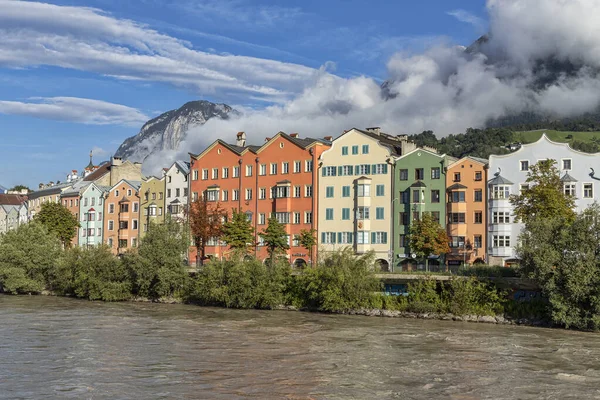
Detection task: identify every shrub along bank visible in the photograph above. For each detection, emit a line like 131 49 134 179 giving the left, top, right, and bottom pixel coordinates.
0 222 547 326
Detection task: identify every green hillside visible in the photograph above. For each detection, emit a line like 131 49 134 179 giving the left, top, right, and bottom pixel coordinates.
514 130 600 144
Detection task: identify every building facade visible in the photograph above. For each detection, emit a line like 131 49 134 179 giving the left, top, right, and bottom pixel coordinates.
78 183 108 248
103 180 141 255
189 131 329 266
164 161 190 223
393 148 451 271
488 133 600 265
445 157 488 267
140 176 166 235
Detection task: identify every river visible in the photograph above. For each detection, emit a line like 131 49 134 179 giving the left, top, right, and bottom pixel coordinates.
0 296 599 399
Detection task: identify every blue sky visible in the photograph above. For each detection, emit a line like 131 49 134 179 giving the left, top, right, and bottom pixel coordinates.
0 0 488 188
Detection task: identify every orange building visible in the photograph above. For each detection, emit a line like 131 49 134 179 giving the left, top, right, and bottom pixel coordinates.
445 157 488 267
103 179 141 255
189 132 330 266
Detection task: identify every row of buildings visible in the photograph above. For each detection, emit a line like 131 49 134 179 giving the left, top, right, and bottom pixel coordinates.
2 129 595 271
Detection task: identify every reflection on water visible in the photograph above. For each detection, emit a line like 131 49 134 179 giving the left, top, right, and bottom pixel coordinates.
0 296 599 399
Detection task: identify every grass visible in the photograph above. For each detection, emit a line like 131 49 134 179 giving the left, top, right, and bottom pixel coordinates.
514 130 600 144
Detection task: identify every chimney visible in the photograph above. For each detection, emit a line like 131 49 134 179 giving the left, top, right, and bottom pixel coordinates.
236 131 246 147
111 156 123 167
366 127 381 135
290 133 299 138
324 136 333 141
265 137 272 142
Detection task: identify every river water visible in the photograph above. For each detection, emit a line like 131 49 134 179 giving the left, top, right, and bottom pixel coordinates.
1 296 599 399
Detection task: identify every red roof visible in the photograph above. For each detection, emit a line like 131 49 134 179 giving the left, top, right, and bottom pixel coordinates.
0 194 27 206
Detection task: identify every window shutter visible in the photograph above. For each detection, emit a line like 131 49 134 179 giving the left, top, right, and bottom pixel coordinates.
349 232 354 245
383 232 388 244
321 232 325 243
371 232 376 244
338 232 342 244
332 233 336 244
366 165 371 174
338 166 343 175
355 165 360 175
322 168 326 177
372 164 377 174
383 164 388 174
347 165 353 176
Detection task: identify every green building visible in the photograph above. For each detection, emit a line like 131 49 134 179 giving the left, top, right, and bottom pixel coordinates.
393 148 453 271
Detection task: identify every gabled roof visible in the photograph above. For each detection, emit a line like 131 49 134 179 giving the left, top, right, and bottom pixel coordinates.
61 180 91 197
0 194 27 206
394 146 446 162
447 183 468 190
561 172 578 182
168 160 190 175
109 179 141 193
83 163 110 182
488 174 513 185
410 180 427 188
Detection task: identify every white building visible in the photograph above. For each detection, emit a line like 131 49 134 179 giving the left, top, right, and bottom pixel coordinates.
164 161 190 222
488 133 600 265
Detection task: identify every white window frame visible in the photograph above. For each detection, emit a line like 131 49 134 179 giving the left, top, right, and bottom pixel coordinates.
584 183 593 199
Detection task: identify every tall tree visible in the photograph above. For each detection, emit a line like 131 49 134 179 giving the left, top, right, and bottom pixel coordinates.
260 217 290 265
221 209 254 255
510 159 576 225
188 197 225 266
298 228 317 266
408 213 450 269
34 202 79 248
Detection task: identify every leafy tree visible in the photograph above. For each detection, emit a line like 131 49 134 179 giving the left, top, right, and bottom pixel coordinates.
9 185 30 193
34 202 79 248
510 159 576 225
221 209 254 255
188 197 225 266
260 217 290 265
0 222 61 294
408 213 450 269
298 228 317 266
123 217 189 300
517 204 600 330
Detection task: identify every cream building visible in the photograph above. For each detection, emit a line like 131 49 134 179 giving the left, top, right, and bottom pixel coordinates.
318 128 417 270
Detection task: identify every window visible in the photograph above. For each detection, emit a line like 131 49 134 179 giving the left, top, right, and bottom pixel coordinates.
118 239 128 249
245 165 252 177
563 159 572 170
493 211 511 224
245 188 252 200
431 190 440 203
341 165 354 176
305 185 313 197
373 164 388 175
342 186 350 197
132 220 138 230
453 172 461 182
339 232 353 244
520 160 529 171
584 183 593 198
474 189 483 202
415 168 424 180
356 206 370 220
212 168 219 179
492 185 510 199
159 193 163 200
322 166 336 176
322 232 336 244
352 145 359 155
400 191 410 204
376 185 385 196
356 164 370 175
294 186 301 198
259 188 266 200
305 160 313 172
184 188 188 197
431 211 440 224
399 235 407 248
222 190 229 201
147 205 157 216
167 189 172 198
84 198 89 207
412 211 420 221
120 203 129 213
223 167 229 178
270 163 278 175
474 235 482 249
151 193 156 201
275 212 290 224
282 162 289 174
449 236 466 248
192 192 198 201
431 167 440 179
259 164 267 176
399 169 408 180
372 232 387 244
108 220 114 231
259 213 266 225
293 212 301 224
493 235 511 248
376 207 384 220
202 169 209 180
342 146 348 156
356 231 369 244
325 208 334 220
520 184 529 193
91 197 96 206
206 189 219 202
87 228 95 237
233 166 240 178
293 161 301 173
193 170 199 180
326 186 334 198
233 189 239 201
293 235 300 247
362 144 369 154
342 208 350 220
305 211 312 224
400 212 409 225
357 184 370 197
119 221 129 230
564 184 576 197
107 238 113 248
474 211 483 224
412 189 423 203
475 171 482 181
450 191 465 203
275 186 290 198
448 213 466 224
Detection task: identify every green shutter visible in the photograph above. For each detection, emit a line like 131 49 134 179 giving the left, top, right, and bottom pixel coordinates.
321 232 325 243
338 232 342 243
383 164 388 174
347 165 353 176
366 165 371 174
338 166 343 176
349 232 354 244
355 165 360 175
332 233 336 244
372 164 377 174
383 232 388 244
371 232 376 244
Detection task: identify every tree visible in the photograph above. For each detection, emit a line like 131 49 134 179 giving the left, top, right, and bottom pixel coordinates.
34 202 79 248
221 209 254 255
510 159 576 225
298 228 317 266
9 185 30 193
408 213 450 270
188 197 225 266
260 217 290 265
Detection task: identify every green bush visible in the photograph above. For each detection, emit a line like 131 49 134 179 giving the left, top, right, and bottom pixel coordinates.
442 277 506 316
457 265 520 278
0 222 61 294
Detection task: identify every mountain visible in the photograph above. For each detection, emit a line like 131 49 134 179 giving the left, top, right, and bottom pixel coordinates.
115 100 237 162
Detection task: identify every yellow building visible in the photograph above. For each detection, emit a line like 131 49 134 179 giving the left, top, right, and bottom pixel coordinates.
140 175 166 235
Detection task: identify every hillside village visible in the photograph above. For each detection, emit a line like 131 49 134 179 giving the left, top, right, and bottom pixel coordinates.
1 127 594 270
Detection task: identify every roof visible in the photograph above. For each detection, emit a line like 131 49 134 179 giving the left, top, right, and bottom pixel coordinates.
488 174 514 185
83 163 110 182
561 172 578 182
1 204 20 214
447 183 468 190
61 180 91 197
352 128 407 156
410 180 427 188
172 160 190 175
28 183 72 200
491 133 600 159
0 194 27 206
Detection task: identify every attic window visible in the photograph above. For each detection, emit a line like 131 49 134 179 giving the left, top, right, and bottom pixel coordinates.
280 142 284 148
218 149 222 154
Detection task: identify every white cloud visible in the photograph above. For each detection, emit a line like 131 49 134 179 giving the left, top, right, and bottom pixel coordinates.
447 9 486 32
0 97 149 126
0 0 318 101
91 146 110 158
